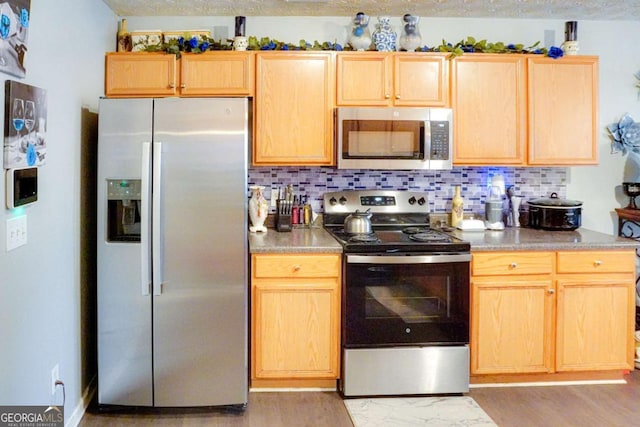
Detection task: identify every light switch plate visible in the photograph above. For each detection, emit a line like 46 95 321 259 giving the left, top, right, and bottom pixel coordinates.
6 215 27 251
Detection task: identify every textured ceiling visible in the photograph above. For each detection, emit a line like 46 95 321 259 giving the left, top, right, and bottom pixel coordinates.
101 0 640 20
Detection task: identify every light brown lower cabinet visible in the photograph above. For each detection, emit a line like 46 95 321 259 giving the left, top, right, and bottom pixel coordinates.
471 250 636 376
251 253 341 388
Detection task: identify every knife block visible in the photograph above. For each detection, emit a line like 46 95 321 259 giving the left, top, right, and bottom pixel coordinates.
276 199 292 232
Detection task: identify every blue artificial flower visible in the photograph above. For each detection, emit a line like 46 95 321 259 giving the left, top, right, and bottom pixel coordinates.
20 8 28 28
26 143 36 166
282 44 289 50
507 43 515 49
335 43 343 51
533 49 542 54
200 41 209 51
189 37 198 48
547 46 564 59
260 45 269 50
608 114 640 155
177 36 185 47
419 46 430 52
0 14 10 39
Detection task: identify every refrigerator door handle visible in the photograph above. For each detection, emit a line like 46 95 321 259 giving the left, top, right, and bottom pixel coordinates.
152 142 163 295
141 142 152 296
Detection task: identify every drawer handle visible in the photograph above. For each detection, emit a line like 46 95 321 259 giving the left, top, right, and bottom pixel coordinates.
292 265 301 272
594 260 603 266
509 262 518 269
548 288 555 295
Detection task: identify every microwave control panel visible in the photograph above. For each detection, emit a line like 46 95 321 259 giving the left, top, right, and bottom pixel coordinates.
429 121 450 161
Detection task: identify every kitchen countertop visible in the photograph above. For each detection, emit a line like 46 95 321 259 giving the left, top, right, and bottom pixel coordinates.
249 226 639 253
446 226 640 251
248 227 342 254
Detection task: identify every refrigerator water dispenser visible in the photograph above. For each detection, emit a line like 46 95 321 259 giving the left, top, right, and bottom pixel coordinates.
106 179 141 242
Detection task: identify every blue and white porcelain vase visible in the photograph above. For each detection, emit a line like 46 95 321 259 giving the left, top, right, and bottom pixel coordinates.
372 16 397 52
399 14 422 51
349 12 371 51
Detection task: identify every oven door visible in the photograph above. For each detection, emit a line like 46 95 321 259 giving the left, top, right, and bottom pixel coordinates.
343 253 470 347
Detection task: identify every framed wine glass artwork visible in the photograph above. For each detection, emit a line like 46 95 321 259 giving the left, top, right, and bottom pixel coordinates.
0 1 31 78
4 80 47 168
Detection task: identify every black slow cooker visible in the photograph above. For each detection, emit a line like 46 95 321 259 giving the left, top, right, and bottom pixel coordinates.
528 193 582 230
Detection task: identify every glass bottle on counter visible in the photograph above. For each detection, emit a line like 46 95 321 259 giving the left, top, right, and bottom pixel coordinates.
450 185 464 227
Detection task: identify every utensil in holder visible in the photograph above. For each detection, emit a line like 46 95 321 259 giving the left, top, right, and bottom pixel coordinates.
276 199 292 232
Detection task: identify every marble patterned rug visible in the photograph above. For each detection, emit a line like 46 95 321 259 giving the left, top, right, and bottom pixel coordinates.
344 396 497 427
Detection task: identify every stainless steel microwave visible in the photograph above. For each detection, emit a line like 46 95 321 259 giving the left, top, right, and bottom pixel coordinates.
336 107 453 170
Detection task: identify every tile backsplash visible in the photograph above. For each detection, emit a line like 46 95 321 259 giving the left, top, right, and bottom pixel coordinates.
248 166 567 217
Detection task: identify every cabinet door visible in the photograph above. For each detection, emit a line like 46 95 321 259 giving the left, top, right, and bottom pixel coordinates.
252 278 340 379
528 56 598 165
336 52 390 106
452 55 526 165
180 52 254 96
394 54 448 106
556 275 635 371
254 52 335 165
105 53 177 97
472 276 554 374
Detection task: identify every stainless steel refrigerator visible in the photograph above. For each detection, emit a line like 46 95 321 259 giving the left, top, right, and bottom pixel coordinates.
97 97 249 408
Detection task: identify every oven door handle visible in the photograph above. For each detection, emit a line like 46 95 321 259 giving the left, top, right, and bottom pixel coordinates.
346 253 471 264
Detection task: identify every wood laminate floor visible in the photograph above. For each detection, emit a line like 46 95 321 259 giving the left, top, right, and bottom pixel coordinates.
79 369 640 427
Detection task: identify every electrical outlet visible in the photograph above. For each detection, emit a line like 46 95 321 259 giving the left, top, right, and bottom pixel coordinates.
51 364 59 395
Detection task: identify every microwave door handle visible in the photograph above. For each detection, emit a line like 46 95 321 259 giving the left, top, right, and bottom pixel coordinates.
140 142 151 296
423 120 430 164
152 142 163 296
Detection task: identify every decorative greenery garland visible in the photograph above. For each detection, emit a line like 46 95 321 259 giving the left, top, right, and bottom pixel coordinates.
145 34 564 59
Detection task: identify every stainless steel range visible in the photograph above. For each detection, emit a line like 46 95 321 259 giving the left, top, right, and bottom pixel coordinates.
323 190 471 397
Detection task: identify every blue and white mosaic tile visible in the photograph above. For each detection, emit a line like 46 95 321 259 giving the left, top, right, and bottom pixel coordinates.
249 166 567 217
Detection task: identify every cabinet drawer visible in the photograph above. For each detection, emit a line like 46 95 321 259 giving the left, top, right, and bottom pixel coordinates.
556 250 636 274
472 252 554 276
253 254 340 278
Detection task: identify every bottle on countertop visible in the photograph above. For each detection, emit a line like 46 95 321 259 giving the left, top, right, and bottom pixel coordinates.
292 195 300 225
450 185 464 227
303 195 312 225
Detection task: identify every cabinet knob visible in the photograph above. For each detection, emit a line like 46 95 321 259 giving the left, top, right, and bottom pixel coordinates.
395 94 400 100
168 83 175 88
594 260 603 266
385 94 390 99
293 265 301 272
180 83 186 89
509 262 518 269
548 288 555 295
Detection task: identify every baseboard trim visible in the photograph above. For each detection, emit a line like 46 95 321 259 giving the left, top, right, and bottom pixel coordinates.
65 375 97 427
470 379 627 388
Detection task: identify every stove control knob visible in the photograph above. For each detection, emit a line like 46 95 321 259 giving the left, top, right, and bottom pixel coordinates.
417 197 426 206
339 196 347 205
408 196 417 205
329 197 337 206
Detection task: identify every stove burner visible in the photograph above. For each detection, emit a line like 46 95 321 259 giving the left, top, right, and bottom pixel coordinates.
402 226 431 235
349 233 380 243
408 232 452 243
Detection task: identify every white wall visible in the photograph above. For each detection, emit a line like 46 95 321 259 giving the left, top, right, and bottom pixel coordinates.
0 0 115 424
128 16 640 234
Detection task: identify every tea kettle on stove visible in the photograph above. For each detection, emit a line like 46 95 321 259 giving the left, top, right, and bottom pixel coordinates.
344 209 372 234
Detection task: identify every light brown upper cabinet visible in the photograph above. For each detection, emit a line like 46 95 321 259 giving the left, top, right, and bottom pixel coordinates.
105 52 178 97
452 54 599 166
336 52 449 107
527 56 598 165
179 52 254 96
451 55 527 165
104 52 254 98
254 52 335 166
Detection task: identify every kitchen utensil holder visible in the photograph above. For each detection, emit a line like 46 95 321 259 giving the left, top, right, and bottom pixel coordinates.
276 199 292 232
